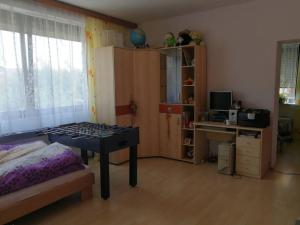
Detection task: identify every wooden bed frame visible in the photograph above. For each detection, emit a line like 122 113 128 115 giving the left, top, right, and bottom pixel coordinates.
0 167 95 224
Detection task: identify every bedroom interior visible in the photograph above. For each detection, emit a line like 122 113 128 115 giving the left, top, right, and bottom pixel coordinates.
0 0 300 225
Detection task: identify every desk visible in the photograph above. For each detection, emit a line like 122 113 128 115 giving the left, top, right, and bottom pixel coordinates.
194 121 272 178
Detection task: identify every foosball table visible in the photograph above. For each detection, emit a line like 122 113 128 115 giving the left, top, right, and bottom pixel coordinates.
41 122 139 200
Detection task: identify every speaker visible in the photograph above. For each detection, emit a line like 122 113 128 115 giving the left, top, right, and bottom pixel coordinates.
229 109 238 125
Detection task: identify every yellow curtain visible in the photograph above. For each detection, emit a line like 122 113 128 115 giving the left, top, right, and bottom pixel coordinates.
85 17 130 122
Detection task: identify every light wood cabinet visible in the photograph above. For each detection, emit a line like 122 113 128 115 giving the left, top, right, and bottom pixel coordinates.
159 45 207 163
194 122 272 179
236 137 261 158
236 128 272 178
132 50 160 157
159 112 182 159
95 47 160 163
95 45 206 164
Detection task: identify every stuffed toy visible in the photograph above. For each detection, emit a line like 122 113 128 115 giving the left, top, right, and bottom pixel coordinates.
164 32 176 47
189 31 203 45
178 30 192 46
176 36 184 46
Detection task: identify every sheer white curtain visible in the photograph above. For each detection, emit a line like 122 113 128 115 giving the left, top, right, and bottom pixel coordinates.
280 43 299 88
0 0 90 135
280 43 300 104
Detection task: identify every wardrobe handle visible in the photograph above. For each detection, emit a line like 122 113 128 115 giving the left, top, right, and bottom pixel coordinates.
166 112 171 139
129 100 137 127
129 100 137 115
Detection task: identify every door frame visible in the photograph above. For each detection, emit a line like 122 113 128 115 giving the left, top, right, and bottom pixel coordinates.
273 38 300 165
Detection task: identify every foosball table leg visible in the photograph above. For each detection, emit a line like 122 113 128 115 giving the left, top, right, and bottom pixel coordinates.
100 151 110 200
129 145 137 187
80 149 88 165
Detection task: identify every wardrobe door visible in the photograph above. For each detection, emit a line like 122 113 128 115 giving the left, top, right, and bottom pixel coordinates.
168 114 182 159
110 48 134 164
133 50 160 157
159 113 169 157
159 112 182 159
114 48 133 108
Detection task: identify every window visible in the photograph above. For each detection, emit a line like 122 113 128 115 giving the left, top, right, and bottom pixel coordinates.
279 43 300 104
0 1 89 135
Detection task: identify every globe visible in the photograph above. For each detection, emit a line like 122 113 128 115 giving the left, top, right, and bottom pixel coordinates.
130 28 146 48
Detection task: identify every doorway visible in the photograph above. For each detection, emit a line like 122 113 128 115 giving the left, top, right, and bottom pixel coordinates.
275 40 300 174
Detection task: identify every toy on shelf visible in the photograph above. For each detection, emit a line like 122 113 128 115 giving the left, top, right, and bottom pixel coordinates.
177 36 184 46
164 32 177 47
185 148 194 158
177 30 192 46
190 31 203 45
183 77 194 85
163 29 204 47
188 121 194 129
183 95 194 105
187 96 194 104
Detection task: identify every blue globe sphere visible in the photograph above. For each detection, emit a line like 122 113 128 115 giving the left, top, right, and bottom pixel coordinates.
130 28 146 48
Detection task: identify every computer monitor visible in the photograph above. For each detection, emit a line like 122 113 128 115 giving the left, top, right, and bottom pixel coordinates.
209 91 232 111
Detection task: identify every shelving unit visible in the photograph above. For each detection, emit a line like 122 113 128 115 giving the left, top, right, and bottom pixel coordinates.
159 45 206 164
181 46 196 161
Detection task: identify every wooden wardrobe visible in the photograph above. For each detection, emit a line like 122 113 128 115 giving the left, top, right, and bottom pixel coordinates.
95 45 206 164
95 46 160 163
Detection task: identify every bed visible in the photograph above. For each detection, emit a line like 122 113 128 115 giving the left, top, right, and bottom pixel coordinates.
0 140 95 225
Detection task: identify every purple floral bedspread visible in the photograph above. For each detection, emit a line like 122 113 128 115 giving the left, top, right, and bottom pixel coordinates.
0 141 84 196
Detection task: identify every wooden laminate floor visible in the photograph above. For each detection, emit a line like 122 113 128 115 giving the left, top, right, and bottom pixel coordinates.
11 158 300 225
275 139 300 174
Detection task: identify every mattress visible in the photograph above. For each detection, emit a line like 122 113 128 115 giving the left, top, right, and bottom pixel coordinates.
0 141 84 196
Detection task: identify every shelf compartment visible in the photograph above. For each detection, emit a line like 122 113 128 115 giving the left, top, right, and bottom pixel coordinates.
182 67 194 86
182 47 194 66
181 145 194 161
182 106 195 128
182 82 194 105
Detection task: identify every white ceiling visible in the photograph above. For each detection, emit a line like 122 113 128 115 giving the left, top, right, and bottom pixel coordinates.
59 0 255 23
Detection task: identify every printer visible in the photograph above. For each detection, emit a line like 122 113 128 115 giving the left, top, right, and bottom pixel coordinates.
238 109 270 128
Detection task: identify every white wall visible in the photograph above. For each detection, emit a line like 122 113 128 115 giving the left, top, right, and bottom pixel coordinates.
141 0 300 166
